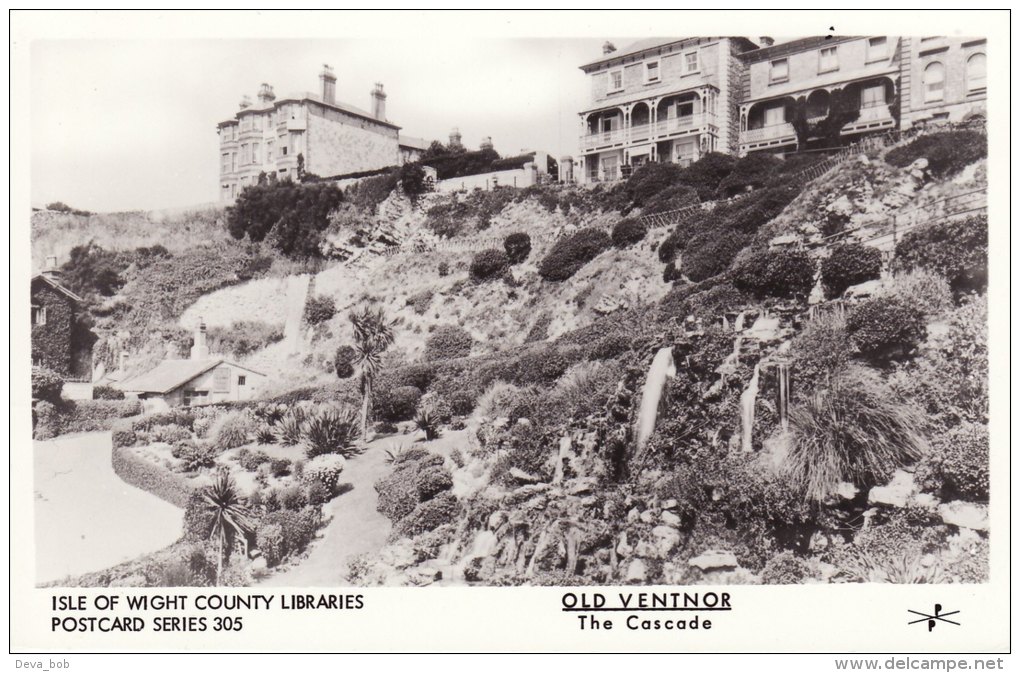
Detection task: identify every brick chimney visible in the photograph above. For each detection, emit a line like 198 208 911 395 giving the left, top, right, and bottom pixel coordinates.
239 94 252 110
370 82 387 121
759 36 775 47
602 41 617 55
41 255 61 281
190 319 209 361
258 83 276 103
320 64 337 105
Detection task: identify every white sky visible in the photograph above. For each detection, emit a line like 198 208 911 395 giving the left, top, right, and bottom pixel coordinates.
31 37 627 212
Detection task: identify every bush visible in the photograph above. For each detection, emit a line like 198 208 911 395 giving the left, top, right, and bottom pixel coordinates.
732 248 816 298
417 390 453 424
626 162 686 209
279 484 309 511
761 551 813 585
210 411 254 451
32 367 64 403
915 422 988 503
875 269 953 321
716 153 784 197
112 445 194 508
303 294 336 326
256 508 320 566
375 450 445 521
111 422 137 448
894 215 988 295
437 261 450 277
820 243 883 299
789 312 852 390
538 228 611 282
302 453 347 494
786 366 928 501
678 152 737 201
206 320 285 359
275 410 305 446
475 382 537 421
237 448 271 472
37 399 143 438
611 218 648 248
174 440 219 472
227 180 345 259
301 406 359 458
641 184 699 216
375 385 422 423
503 232 532 265
93 385 124 400
414 408 441 441
423 325 473 361
846 296 927 362
269 458 292 477
885 130 987 178
149 423 192 445
415 465 453 501
682 229 751 283
469 248 509 282
393 492 459 539
333 344 356 379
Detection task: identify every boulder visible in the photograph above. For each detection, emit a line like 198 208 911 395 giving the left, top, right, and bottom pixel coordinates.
625 558 647 583
939 501 989 531
688 549 738 572
867 469 915 508
639 510 655 524
835 482 859 501
566 477 597 496
660 510 682 528
509 467 542 484
626 507 641 524
651 526 681 556
660 498 678 510
843 278 886 300
251 556 268 573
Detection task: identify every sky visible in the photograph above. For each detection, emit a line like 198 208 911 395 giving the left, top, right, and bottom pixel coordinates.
30 37 627 212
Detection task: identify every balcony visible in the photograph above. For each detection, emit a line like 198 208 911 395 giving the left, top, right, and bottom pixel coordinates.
739 122 798 149
579 112 716 152
843 102 894 134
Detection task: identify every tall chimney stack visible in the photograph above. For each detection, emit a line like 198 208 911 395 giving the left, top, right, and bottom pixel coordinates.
239 94 252 110
190 319 209 361
42 255 61 281
602 41 617 55
480 136 493 151
449 127 463 150
370 82 387 121
258 83 276 103
759 36 775 47
320 64 337 105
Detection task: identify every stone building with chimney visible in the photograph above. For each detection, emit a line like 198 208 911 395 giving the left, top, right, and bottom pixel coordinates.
217 66 421 201
31 255 93 380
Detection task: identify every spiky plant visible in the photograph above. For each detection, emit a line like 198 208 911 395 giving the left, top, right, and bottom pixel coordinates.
786 365 928 501
384 443 408 464
274 409 305 446
349 305 396 442
838 551 947 584
201 469 255 585
414 408 440 441
255 424 276 445
302 405 361 458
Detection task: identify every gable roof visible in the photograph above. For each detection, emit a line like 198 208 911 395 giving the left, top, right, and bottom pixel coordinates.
31 274 83 304
580 37 759 71
218 91 401 130
118 358 265 394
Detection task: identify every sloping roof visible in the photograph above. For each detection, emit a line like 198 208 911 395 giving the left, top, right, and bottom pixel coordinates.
218 91 400 130
580 37 759 71
118 358 265 395
31 274 83 304
398 135 430 151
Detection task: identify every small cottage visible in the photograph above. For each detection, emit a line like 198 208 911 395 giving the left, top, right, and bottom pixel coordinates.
31 256 94 384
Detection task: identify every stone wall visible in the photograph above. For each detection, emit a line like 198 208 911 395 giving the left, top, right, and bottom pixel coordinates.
305 109 400 178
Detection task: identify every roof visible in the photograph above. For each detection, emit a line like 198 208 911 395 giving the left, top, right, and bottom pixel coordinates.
398 135 429 151
218 91 400 130
31 274 83 304
118 358 265 395
580 36 758 71
737 35 863 63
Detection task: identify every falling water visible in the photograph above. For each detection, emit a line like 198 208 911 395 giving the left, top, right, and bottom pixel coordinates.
635 347 677 451
734 310 747 332
777 363 791 432
740 364 761 453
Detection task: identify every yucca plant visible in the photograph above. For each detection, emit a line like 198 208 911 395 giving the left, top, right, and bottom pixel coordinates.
786 365 928 501
384 443 408 464
274 410 306 446
255 424 276 445
201 470 255 585
302 405 360 458
414 408 440 441
349 305 396 442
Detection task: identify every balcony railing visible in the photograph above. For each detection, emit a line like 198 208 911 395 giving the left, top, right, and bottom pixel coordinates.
579 112 716 151
740 122 798 146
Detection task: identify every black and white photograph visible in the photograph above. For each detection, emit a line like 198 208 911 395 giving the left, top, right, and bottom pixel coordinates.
10 9 1009 657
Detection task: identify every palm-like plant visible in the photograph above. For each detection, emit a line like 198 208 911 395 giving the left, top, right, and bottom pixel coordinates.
201 469 255 585
349 305 396 442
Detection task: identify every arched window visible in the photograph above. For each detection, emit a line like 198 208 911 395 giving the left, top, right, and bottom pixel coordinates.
924 62 945 103
967 53 987 91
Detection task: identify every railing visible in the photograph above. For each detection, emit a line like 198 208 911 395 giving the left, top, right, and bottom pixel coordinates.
579 112 716 151
740 122 797 146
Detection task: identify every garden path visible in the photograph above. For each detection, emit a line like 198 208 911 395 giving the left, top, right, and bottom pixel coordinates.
34 431 184 585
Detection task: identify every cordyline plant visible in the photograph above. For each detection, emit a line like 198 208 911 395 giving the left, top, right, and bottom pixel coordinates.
349 305 396 442
201 469 255 585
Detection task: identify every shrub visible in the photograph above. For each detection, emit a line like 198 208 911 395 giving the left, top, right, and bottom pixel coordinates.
414 408 441 441
790 312 852 390
375 450 445 521
32 367 64 403
406 290 433 315
611 218 648 248
678 152 737 201
716 153 784 197
469 248 510 282
374 385 422 423
302 453 347 494
334 344 356 379
237 448 271 472
255 523 286 567
915 422 988 503
93 385 124 400
885 130 987 178
894 215 988 295
503 232 532 265
538 228 610 282
588 332 632 361
417 390 453 424
732 248 816 298
641 184 699 216
475 381 537 421
626 162 686 209
150 423 192 445
683 229 751 282
174 440 218 472
269 458 291 477
846 296 927 362
301 406 359 458
423 325 474 361
112 422 137 448
820 243 883 299
415 465 453 501
279 484 309 511
392 492 460 539
875 269 953 321
437 261 450 277
256 508 320 565
275 410 305 446
303 294 336 326
210 411 254 451
761 551 813 585
112 445 194 508
786 366 928 501
206 321 285 359
227 180 345 259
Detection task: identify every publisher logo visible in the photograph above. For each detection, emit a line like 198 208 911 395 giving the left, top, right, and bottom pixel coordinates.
908 604 960 631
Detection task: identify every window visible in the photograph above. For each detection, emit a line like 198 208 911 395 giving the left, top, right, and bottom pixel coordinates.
31 305 46 326
819 46 839 73
282 146 288 156
184 390 209 407
240 116 251 131
764 104 786 127
967 53 986 91
266 140 274 161
861 83 887 108
240 144 249 165
867 37 888 62
645 60 660 83
238 376 247 386
221 153 230 173
684 51 699 74
924 62 945 102
601 156 619 181
770 58 789 82
213 368 231 393
676 101 695 123
32 356 44 367
252 142 260 164
600 116 616 139
608 69 623 92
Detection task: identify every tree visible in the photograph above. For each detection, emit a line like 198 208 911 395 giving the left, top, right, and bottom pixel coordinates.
349 305 396 441
397 163 428 200
790 87 862 151
201 470 254 585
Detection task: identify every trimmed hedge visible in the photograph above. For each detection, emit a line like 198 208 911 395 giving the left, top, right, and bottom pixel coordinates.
820 243 883 299
846 296 927 362
733 248 817 299
112 444 195 508
538 228 610 282
611 218 648 248
375 385 423 423
469 248 510 282
34 399 142 439
32 366 64 403
503 232 532 265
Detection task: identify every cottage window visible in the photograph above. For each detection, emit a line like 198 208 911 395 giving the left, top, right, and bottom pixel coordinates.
819 47 839 73
770 58 789 82
867 37 888 62
645 60 660 83
608 69 624 92
967 53 986 91
238 375 247 386
31 305 46 326
924 62 945 102
684 52 699 74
